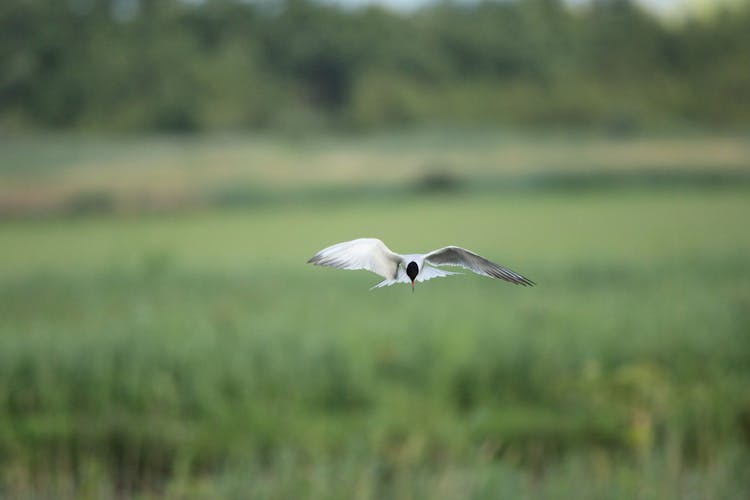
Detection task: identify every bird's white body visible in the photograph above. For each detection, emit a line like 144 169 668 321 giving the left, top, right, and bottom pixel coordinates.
372 252 459 289
308 238 534 289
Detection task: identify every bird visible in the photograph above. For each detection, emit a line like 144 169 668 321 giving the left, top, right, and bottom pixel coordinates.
307 238 534 291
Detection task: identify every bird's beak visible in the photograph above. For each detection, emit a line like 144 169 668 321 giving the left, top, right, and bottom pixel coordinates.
411 280 415 292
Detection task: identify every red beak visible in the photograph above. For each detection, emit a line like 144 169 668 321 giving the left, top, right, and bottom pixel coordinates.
411 280 415 292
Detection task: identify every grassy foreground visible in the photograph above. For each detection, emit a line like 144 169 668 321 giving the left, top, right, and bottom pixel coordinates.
1 185 749 497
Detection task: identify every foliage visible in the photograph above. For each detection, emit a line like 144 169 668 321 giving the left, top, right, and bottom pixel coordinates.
1 0 750 132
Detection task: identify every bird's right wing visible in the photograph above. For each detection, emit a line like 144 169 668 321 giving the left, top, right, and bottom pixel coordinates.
307 238 401 280
424 246 534 286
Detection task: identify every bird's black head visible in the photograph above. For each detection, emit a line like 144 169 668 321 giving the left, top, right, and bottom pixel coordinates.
406 261 419 282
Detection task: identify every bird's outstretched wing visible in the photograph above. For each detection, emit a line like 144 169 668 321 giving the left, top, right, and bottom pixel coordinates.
308 238 401 280
424 246 534 286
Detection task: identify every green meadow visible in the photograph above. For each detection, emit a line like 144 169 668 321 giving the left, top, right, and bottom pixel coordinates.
1 133 749 498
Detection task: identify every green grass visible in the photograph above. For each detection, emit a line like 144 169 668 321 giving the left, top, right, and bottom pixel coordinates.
1 131 749 497
1 184 749 497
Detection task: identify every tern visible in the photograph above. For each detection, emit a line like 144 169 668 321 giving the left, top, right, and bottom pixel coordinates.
308 238 534 291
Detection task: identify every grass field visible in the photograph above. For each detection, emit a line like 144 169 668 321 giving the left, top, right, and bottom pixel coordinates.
1 133 749 498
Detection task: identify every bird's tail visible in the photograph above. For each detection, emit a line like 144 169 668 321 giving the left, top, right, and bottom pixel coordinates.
370 279 398 290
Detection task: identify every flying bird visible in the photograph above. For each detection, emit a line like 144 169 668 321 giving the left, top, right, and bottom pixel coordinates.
308 238 534 290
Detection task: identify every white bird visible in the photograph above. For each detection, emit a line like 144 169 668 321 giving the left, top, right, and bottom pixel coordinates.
308 238 534 291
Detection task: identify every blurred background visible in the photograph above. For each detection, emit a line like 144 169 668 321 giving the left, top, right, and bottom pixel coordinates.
1 0 750 497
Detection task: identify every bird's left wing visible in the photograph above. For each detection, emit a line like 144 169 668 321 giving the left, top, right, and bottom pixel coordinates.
308 238 401 280
424 246 534 286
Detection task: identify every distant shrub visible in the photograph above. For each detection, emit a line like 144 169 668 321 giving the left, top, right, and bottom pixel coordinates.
412 167 463 194
65 190 115 215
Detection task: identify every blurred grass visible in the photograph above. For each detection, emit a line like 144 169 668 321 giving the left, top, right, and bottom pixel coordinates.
0 133 749 497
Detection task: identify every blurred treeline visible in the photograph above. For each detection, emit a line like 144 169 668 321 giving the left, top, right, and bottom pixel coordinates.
2 0 750 133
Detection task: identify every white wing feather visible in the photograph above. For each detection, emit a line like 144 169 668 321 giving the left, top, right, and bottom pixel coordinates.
308 238 402 280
